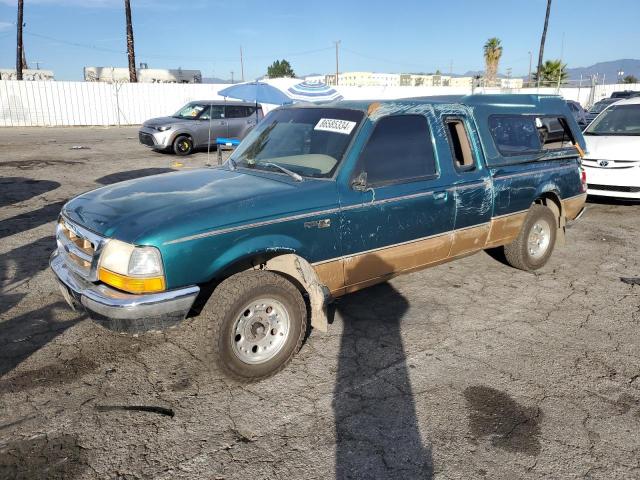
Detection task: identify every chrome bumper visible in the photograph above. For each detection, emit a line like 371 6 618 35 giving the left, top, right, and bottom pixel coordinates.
50 250 200 333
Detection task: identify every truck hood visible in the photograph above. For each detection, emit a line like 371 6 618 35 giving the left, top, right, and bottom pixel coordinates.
62 168 336 245
584 134 640 161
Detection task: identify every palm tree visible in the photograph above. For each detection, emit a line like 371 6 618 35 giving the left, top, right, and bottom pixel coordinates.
483 37 503 86
124 0 137 82
536 0 553 87
534 60 568 86
16 0 24 80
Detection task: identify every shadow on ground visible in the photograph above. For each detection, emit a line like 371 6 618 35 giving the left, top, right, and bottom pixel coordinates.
0 236 56 290
95 168 175 185
332 256 433 479
0 302 84 379
0 201 66 240
0 177 60 208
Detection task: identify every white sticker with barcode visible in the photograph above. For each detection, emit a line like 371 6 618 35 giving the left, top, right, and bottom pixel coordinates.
314 118 356 135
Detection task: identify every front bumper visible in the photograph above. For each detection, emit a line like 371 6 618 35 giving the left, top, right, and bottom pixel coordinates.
50 250 199 333
583 162 640 199
138 127 172 149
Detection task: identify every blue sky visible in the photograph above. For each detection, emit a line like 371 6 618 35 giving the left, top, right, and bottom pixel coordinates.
0 0 638 80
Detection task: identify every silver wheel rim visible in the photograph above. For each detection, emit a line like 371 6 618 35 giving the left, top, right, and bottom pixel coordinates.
527 219 551 259
231 297 290 365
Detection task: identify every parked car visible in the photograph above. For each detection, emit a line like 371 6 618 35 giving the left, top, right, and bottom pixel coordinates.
585 98 620 125
566 100 588 127
581 97 640 199
51 94 587 381
610 90 640 99
138 100 263 155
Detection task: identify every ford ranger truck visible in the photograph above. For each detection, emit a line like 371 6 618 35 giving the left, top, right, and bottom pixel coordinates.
51 95 587 381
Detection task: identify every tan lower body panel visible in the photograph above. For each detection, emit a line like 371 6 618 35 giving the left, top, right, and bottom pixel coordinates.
449 224 491 257
485 211 528 248
563 193 587 220
343 233 453 288
313 260 345 297
314 209 536 296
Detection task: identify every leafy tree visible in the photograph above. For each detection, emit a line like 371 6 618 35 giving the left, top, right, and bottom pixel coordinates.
533 59 568 86
623 75 639 84
483 37 503 85
267 59 295 78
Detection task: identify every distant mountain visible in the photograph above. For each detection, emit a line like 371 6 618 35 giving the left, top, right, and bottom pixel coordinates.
202 77 233 84
564 59 640 82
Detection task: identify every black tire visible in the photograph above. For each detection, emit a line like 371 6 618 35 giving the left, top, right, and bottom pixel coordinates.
503 204 558 271
199 270 307 382
173 135 193 156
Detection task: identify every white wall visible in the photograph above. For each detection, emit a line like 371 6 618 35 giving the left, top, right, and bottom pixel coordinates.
1 80 639 127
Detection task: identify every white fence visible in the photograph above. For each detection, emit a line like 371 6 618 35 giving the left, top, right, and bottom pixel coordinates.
1 80 639 127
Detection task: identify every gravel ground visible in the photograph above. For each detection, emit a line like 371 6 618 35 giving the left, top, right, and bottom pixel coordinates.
0 126 639 480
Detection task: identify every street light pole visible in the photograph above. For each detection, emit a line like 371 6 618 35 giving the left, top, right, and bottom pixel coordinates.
334 40 341 87
16 0 24 80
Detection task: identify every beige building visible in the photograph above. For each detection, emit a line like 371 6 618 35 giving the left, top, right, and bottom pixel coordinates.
447 76 473 88
326 71 400 87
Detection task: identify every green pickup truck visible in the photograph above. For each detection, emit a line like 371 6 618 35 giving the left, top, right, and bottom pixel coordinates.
51 94 587 381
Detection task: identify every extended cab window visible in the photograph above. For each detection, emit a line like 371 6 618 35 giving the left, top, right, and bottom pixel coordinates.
443 117 475 171
357 114 436 186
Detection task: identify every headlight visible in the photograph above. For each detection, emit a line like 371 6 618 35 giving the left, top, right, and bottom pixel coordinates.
98 239 165 294
157 125 172 132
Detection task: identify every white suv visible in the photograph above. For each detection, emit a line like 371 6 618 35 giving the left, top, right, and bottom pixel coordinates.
582 97 640 200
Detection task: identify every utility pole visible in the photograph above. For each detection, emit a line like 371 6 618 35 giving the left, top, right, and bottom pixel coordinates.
16 0 24 80
528 51 532 86
240 46 245 82
536 0 552 87
124 0 137 82
231 71 234 84
334 40 341 86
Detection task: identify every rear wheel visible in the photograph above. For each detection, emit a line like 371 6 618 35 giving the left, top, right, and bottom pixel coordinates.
199 270 307 382
173 135 193 156
504 204 557 271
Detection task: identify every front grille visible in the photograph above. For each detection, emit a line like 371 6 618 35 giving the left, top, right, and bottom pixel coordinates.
139 132 155 147
588 184 640 193
56 218 103 280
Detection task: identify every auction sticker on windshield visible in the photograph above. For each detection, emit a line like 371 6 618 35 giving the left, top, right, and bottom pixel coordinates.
314 118 357 135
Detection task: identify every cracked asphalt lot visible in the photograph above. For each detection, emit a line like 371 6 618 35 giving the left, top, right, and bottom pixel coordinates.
1 127 639 479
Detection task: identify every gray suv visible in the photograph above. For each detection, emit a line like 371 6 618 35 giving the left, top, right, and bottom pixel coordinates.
139 100 264 155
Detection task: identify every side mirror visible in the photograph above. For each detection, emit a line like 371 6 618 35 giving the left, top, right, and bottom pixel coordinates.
351 171 368 191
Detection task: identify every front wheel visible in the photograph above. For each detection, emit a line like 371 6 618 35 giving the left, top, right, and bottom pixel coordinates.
199 270 307 382
173 135 193 156
504 204 557 271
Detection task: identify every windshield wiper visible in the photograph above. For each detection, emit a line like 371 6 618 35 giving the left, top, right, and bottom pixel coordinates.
228 157 237 170
262 162 303 182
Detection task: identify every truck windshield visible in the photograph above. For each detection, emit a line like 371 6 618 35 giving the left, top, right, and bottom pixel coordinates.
231 107 364 178
584 104 640 136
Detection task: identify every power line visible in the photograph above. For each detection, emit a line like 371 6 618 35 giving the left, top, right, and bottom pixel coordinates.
23 30 333 64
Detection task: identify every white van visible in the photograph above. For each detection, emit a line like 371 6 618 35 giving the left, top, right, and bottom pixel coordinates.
582 97 640 200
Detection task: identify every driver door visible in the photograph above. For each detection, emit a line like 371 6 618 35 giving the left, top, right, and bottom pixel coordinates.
337 114 455 292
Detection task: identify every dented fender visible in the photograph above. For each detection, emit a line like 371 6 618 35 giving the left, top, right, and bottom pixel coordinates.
264 254 330 333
